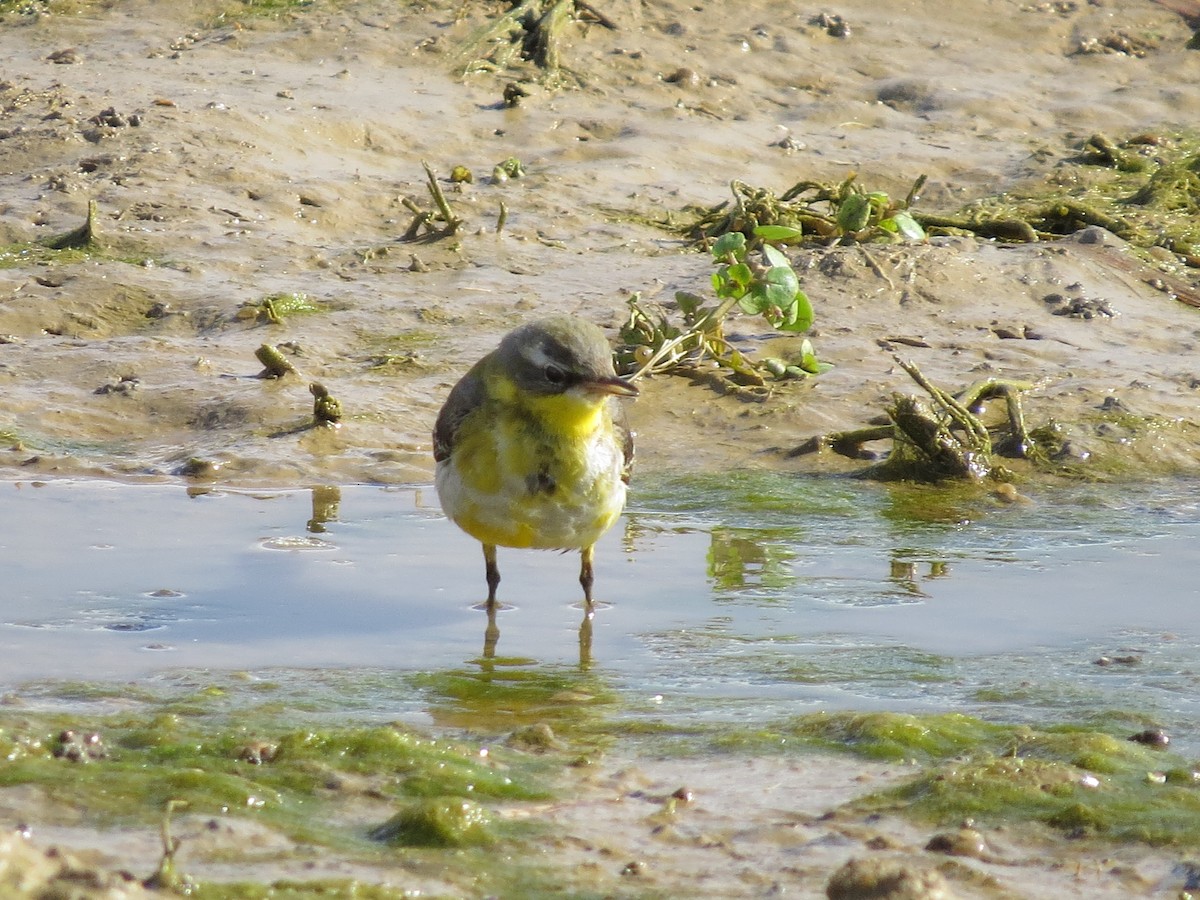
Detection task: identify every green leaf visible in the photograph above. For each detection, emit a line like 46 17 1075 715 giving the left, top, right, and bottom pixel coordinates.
866 191 891 209
738 293 767 315
726 349 762 382
712 263 751 299
796 338 833 372
761 244 791 269
712 231 746 262
754 224 804 243
889 210 927 241
837 193 872 232
799 339 818 370
763 265 800 301
777 290 814 333
727 262 753 290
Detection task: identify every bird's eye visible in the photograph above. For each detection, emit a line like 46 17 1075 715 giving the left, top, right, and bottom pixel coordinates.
543 364 566 384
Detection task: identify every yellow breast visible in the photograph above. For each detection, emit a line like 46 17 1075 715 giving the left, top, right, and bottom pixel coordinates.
436 381 627 550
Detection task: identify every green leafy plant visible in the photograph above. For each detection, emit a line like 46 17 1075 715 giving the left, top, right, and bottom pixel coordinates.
832 180 927 240
689 173 927 245
620 226 830 388
709 231 812 332
455 0 618 87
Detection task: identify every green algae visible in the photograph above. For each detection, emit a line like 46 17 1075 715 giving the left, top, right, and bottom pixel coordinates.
186 883 423 899
636 468 867 522
369 797 494 848
0 200 158 271
0 426 161 463
794 712 1200 845
756 711 1009 762
412 660 617 738
361 328 438 373
3 660 1200 900
238 291 326 325
0 236 146 270
205 0 323 26
0 0 322 26
780 647 953 687
0 708 551 847
600 704 1200 848
0 0 113 16
925 129 1200 266
0 673 622 897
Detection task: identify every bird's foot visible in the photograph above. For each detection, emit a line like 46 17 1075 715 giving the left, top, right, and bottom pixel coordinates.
471 599 516 612
569 599 611 612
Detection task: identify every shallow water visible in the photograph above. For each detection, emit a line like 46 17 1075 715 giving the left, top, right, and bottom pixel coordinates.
2 475 1197 754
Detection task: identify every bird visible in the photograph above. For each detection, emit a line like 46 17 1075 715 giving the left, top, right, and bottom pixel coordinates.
433 316 637 611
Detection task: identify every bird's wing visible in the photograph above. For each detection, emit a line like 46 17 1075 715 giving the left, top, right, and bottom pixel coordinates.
432 359 489 463
612 399 635 484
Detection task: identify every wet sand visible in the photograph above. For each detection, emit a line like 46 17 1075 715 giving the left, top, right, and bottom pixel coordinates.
1 0 1199 484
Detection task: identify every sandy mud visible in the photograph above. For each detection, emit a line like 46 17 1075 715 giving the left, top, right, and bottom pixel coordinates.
0 0 1199 484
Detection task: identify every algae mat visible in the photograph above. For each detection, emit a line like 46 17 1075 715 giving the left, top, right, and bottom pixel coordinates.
0 478 1197 897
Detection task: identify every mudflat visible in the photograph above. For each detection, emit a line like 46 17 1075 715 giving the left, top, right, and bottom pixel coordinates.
1 0 1199 485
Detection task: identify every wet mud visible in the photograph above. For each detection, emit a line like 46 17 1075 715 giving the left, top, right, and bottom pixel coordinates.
0 0 1199 484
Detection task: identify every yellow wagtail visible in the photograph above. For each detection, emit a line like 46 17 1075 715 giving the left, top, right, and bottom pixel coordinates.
433 316 638 609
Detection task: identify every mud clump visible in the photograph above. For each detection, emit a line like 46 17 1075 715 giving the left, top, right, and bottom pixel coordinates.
826 856 950 899
0 832 152 898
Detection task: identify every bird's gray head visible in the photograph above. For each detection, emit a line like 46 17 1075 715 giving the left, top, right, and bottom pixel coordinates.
497 316 638 398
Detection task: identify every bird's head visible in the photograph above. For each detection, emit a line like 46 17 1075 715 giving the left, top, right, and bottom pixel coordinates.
498 316 638 405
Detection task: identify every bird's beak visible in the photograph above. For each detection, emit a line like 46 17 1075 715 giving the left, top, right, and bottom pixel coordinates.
584 375 639 398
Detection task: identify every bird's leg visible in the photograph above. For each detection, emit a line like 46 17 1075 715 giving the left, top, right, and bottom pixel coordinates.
579 546 595 666
483 543 500 609
579 545 595 609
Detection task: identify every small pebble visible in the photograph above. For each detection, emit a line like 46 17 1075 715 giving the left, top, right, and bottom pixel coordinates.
926 827 986 858
664 67 700 87
1129 728 1169 749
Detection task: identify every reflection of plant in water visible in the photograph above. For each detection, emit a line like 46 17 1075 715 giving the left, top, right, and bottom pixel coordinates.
307 485 341 534
888 555 950 597
707 527 796 593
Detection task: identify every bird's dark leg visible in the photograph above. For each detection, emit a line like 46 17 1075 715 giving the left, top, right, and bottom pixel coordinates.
579 545 595 609
483 543 500 609
579 546 595 665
